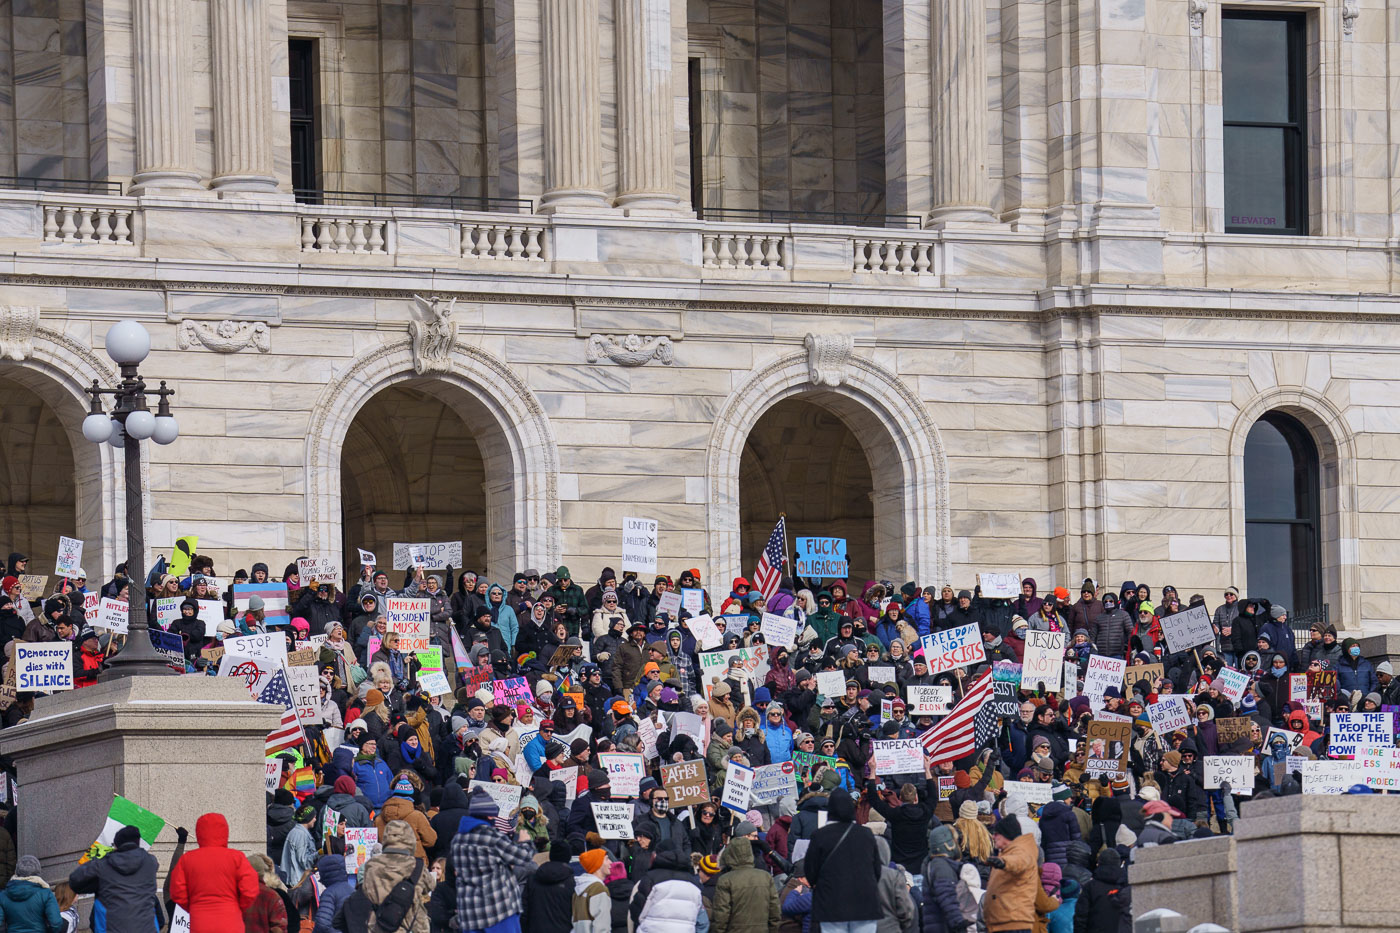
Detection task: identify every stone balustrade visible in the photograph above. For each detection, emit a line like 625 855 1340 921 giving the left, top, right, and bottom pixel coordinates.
40 200 136 246
300 214 392 254
702 228 788 270
853 235 936 274
462 220 548 261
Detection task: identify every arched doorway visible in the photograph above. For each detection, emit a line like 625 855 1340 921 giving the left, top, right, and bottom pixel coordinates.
1244 411 1321 613
739 398 877 587
339 380 516 580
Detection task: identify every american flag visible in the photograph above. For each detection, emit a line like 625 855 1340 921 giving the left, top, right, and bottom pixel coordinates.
753 516 786 599
257 669 294 711
258 669 307 755
918 670 997 765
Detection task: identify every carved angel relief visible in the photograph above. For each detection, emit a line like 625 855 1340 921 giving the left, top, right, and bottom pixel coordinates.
410 294 459 375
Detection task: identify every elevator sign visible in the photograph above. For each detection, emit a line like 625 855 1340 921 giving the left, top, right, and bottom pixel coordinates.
794 537 847 579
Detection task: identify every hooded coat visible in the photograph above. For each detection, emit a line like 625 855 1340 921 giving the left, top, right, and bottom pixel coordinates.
375 796 438 859
712 838 781 933
453 810 537 931
523 859 576 933
873 836 917 933
169 813 261 933
1038 802 1083 867
312 854 354 933
362 820 435 933
631 848 705 933
804 789 883 922
920 825 968 933
0 877 61 933
983 833 1040 932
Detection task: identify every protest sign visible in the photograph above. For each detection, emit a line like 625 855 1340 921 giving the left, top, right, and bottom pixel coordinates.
1159 604 1214 653
419 671 452 696
1082 655 1126 708
655 591 682 618
760 613 797 649
720 762 754 813
357 548 376 567
344 827 377 874
1122 663 1164 690
792 751 838 786
15 643 72 691
82 591 98 625
794 537 847 578
233 583 290 625
386 598 431 652
1204 756 1254 795
872 738 924 775
750 761 798 805
938 776 956 799
1303 759 1364 794
907 684 952 715
688 614 722 651
919 623 986 675
977 572 1020 599
554 766 579 804
56 536 83 577
1330 712 1394 758
492 677 535 708
866 665 896 686
1002 782 1053 809
681 588 704 614
668 712 705 749
990 679 1020 718
468 780 522 814
286 648 317 667
391 542 461 569
149 629 186 670
1216 667 1250 704
1308 670 1338 700
1266 727 1305 754
296 558 339 586
265 760 281 794
637 717 659 759
17 575 46 600
96 598 128 634
1147 696 1192 736
1085 720 1131 778
1020 630 1065 692
1290 674 1308 703
1285 754 1309 776
815 671 846 699
1215 717 1255 755
194 600 222 628
224 632 288 669
880 698 893 721
621 517 658 575
598 753 646 798
153 597 182 626
720 615 749 636
286 663 322 724
591 802 636 839
698 645 770 690
417 646 444 672
1357 746 1400 790
172 908 192 933
661 759 710 808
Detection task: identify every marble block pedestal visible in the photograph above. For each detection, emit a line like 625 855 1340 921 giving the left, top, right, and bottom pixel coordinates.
0 676 282 881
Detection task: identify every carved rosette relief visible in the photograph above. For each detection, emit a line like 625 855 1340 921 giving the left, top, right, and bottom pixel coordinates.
804 333 855 387
177 319 271 353
0 306 39 361
586 334 675 366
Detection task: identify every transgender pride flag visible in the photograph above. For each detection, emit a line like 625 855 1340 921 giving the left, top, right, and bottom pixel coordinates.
233 582 290 625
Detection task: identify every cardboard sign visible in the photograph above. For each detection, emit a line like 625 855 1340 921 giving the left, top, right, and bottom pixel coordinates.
760 613 797 649
1160 604 1214 653
386 598 431 652
680 588 704 614
720 761 754 813
1330 712 1394 758
591 801 636 839
223 632 287 669
907 684 952 715
1021 630 1065 692
621 517 659 575
391 542 461 570
977 572 1020 599
1147 696 1192 736
1216 667 1250 703
688 614 723 651
661 759 710 808
1122 663 1164 690
750 761 798 804
1085 720 1131 778
815 671 847 699
468 780 522 814
96 598 129 634
287 648 317 667
297 558 340 586
55 536 83 577
1216 716 1255 755
598 752 646 798
18 576 47 601
794 537 847 578
919 623 986 675
655 591 682 618
873 737 924 774
866 665 896 686
15 643 73 691
1082 655 1126 708
1204 755 1253 795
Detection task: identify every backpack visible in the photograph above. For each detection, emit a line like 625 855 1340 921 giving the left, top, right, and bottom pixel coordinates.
370 859 425 933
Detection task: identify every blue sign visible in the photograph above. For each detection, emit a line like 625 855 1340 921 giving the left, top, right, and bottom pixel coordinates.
794 537 847 578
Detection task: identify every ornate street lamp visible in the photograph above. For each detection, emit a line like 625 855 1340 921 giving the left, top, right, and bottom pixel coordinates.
83 320 180 678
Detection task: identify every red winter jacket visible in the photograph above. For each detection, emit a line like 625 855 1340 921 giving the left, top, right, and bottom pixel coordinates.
169 813 259 933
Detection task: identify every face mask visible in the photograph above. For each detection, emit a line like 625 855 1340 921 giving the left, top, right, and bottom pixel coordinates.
652 799 669 814
1351 646 1361 657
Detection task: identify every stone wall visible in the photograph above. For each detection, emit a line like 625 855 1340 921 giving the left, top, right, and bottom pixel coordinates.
1129 834 1238 931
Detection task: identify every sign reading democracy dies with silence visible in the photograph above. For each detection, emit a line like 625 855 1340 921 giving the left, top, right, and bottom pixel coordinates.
15 643 73 691
794 537 846 578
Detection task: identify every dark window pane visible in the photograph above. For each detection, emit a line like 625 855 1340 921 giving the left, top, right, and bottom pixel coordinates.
1245 412 1322 613
1244 417 1298 519
1222 17 1292 123
1224 126 1288 232
1246 521 1296 610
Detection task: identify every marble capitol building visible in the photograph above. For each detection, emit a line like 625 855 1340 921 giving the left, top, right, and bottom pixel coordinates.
0 0 1393 631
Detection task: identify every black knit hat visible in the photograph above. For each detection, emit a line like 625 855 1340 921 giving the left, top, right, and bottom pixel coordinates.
993 815 1022 839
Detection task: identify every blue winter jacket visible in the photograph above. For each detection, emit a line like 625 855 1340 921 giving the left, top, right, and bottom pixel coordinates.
353 754 394 808
763 720 794 763
1338 655 1378 697
905 599 931 638
312 854 355 933
0 879 62 933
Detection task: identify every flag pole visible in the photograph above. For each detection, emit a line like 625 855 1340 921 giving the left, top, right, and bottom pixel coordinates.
780 512 792 581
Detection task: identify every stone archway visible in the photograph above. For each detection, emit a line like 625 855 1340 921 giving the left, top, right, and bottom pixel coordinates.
306 340 561 582
707 339 949 587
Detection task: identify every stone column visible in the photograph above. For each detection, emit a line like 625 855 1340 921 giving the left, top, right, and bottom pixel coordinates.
614 0 680 211
129 0 201 193
928 0 995 224
539 0 609 211
210 0 280 193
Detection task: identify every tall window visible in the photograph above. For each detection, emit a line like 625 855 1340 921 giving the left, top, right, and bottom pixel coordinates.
288 39 320 199
688 58 704 218
1222 11 1307 234
1244 412 1321 612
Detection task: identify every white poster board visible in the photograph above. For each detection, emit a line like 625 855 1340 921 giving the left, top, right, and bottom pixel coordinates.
223 632 288 669
591 801 636 839
918 623 986 675
1203 755 1254 795
872 738 924 774
14 643 73 691
1160 604 1215 653
977 573 1020 599
1082 655 1126 709
815 671 847 699
96 597 129 634
386 598 431 652
468 780 523 814
1020 630 1066 692
688 614 723 651
1216 667 1250 704
760 613 797 649
621 517 659 575
1147 696 1192 736
597 753 646 798
907 684 953 715
1329 712 1394 758
391 542 462 570
55 536 83 577
720 762 754 813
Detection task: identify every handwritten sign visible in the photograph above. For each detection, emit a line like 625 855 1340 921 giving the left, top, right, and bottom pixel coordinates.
688 614 722 651
907 684 952 715
1082 655 1126 709
96 598 128 634
1085 720 1131 778
655 591 682 619
794 537 847 578
391 541 461 570
419 670 452 696
1003 781 1053 809
977 572 1020 599
681 588 704 614
918 623 985 675
1204 756 1254 795
698 645 770 689
15 643 73 691
344 827 377 873
1216 667 1250 704
297 558 340 586
1290 673 1308 703
1358 746 1400 790
621 517 658 575
265 759 282 794
591 801 635 839
468 780 522 815
386 598 431 652
492 676 535 708
17 576 47 601
661 759 710 808
1160 604 1214 653
223 632 287 669
598 752 646 798
760 613 797 649
1147 696 1192 737
815 671 846 699
872 737 924 774
55 536 83 577
750 761 798 804
1215 717 1254 755
1021 630 1065 692
792 750 838 785
867 665 896 686
286 663 323 725
1122 663 1164 690
1329 712 1394 758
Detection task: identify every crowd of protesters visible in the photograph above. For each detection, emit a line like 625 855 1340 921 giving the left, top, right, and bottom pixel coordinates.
0 551 1380 933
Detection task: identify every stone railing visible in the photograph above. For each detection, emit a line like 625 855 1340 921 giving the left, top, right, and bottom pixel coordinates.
299 215 392 254
702 228 789 270
40 200 137 246
852 235 935 274
461 220 548 261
